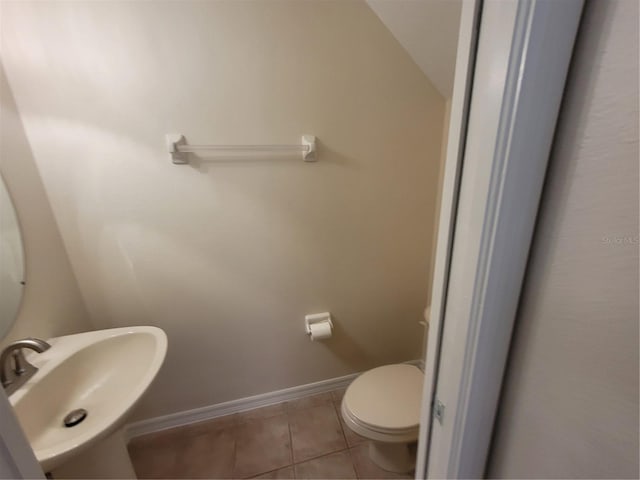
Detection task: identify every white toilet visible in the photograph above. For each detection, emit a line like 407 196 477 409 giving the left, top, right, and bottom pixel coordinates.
341 363 424 473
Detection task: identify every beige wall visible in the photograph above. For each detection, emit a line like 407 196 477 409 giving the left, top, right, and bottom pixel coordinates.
487 0 639 478
1 1 445 419
0 65 93 349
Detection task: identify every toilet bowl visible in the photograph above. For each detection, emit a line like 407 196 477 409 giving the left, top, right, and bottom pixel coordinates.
341 363 424 473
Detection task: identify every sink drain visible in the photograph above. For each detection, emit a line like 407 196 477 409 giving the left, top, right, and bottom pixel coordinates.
63 408 88 428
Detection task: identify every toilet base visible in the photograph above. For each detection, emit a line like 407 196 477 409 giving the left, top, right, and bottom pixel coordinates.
368 440 415 473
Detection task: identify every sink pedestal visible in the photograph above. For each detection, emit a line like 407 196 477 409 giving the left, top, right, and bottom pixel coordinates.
50 428 136 479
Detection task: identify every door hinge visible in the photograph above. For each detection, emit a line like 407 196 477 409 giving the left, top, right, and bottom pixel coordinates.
433 399 445 425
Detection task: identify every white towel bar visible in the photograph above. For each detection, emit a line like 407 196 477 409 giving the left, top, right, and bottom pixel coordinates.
166 134 317 164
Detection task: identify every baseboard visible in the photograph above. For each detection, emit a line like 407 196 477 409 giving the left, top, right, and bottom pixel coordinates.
125 359 423 440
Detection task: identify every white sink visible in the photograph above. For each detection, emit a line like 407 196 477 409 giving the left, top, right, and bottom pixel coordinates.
9 326 167 473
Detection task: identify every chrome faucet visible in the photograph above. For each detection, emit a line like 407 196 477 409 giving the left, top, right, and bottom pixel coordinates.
1 338 51 396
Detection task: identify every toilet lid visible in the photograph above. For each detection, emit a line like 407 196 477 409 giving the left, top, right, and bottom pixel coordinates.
343 364 424 431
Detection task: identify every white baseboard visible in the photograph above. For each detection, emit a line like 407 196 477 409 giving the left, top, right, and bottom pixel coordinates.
125 359 422 440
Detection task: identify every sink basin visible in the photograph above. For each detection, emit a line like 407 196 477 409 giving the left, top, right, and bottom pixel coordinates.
9 326 167 472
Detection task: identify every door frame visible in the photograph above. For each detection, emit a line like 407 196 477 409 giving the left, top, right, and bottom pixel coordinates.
417 0 584 478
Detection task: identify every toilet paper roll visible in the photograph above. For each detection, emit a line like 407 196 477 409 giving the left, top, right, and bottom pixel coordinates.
308 321 332 341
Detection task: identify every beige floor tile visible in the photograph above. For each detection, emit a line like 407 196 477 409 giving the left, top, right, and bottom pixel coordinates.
128 427 187 451
331 387 346 405
128 433 185 479
252 465 295 479
178 429 236 478
349 444 412 479
233 413 292 478
128 414 237 451
294 450 357 479
129 422 237 479
289 403 347 463
130 448 180 479
285 392 333 411
235 402 288 423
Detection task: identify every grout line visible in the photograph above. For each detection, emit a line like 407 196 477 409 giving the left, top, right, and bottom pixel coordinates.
333 402 362 479
286 404 294 469
231 423 239 479
292 446 351 467
247 446 363 480
345 445 362 480
247 464 294 479
333 399 349 448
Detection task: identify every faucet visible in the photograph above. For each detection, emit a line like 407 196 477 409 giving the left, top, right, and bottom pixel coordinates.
1 338 51 396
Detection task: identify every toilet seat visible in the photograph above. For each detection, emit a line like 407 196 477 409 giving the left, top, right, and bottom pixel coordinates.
342 364 423 442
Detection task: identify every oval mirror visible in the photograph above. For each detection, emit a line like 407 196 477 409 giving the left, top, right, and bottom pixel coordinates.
0 175 25 339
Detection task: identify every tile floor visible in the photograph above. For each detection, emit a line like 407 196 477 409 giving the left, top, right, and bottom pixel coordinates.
128 389 413 479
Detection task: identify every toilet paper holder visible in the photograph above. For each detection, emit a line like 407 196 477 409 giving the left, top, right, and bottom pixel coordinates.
304 312 333 335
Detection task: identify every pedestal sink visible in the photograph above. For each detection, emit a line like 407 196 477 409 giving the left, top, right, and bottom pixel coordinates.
9 326 167 478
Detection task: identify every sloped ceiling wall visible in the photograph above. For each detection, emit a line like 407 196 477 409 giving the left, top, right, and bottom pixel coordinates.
367 0 462 98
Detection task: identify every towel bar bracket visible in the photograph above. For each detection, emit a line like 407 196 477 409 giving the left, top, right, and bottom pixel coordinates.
301 135 316 162
166 134 189 164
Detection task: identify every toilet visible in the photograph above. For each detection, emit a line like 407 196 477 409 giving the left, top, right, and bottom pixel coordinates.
341 363 424 473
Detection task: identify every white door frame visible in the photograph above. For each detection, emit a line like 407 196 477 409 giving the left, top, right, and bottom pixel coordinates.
417 0 584 478
415 0 480 476
0 1 583 478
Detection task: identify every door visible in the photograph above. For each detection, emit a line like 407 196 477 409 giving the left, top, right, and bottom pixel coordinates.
417 0 584 478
